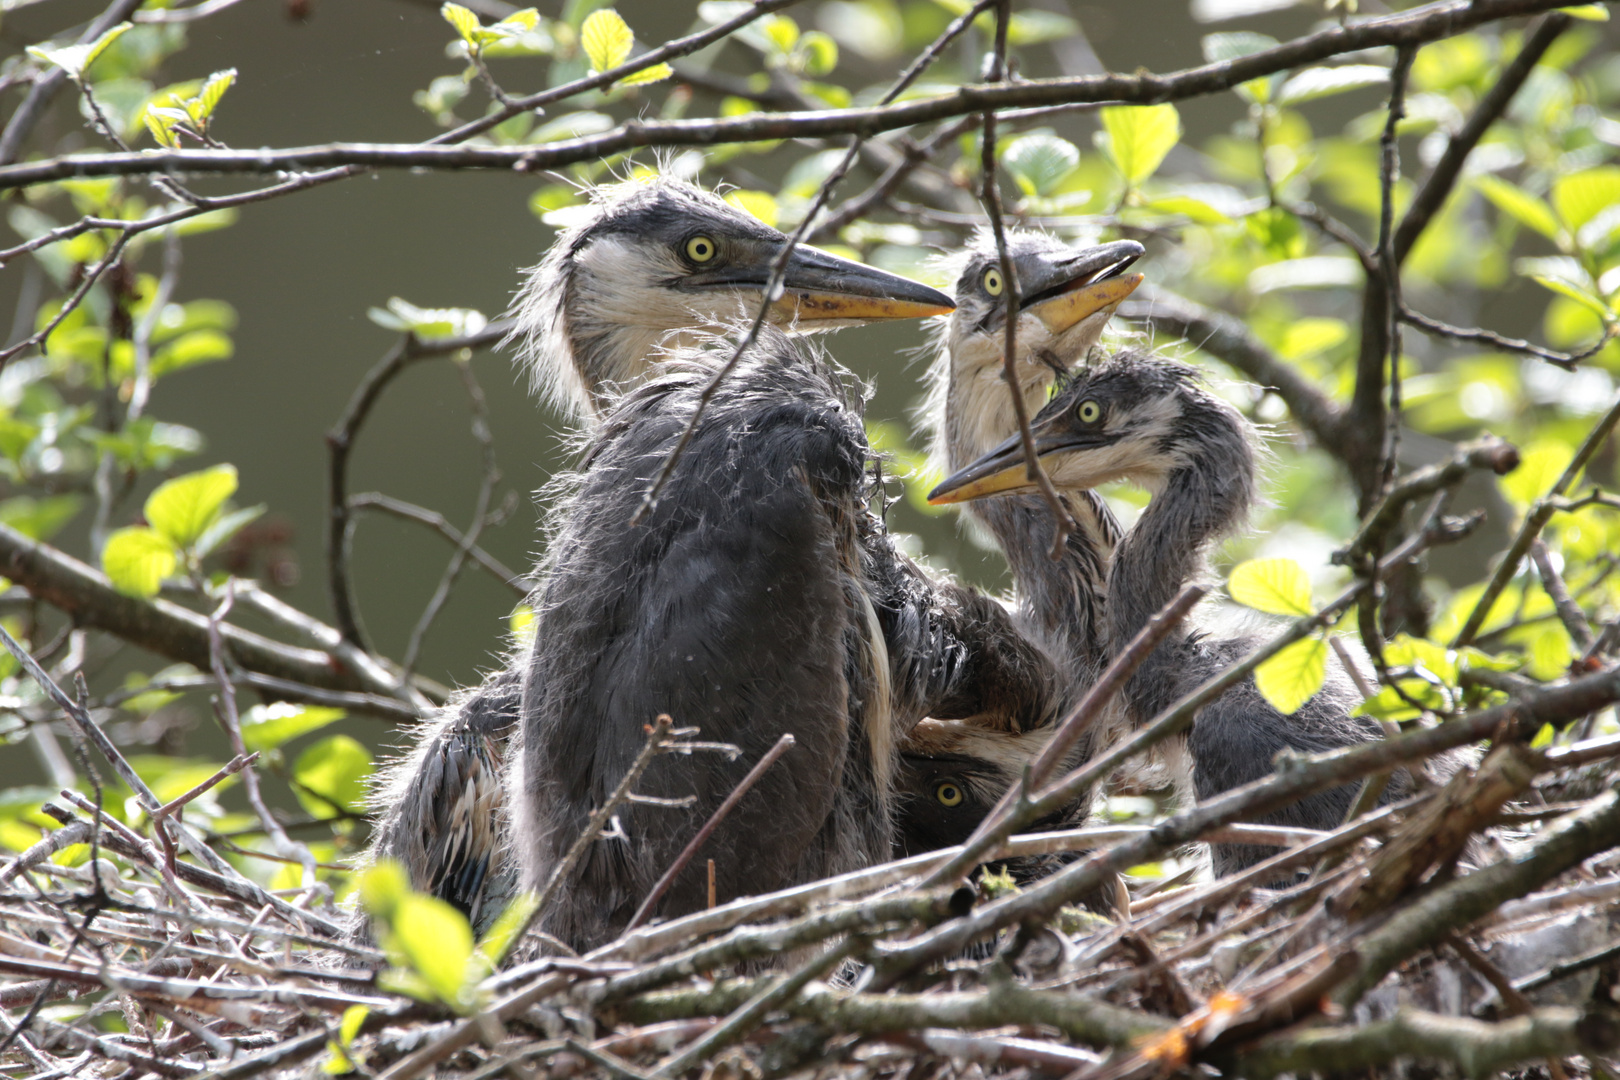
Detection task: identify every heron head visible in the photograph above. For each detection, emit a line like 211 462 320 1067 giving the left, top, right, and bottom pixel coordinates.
928 234 1143 468
514 177 952 420
928 352 1215 504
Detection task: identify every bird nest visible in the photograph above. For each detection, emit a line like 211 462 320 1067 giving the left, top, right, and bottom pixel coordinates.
3 733 1619 1080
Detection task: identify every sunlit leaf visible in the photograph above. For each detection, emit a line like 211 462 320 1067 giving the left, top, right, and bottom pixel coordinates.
102 527 178 598
0 495 82 542
1528 274 1611 318
145 464 238 548
1560 4 1609 19
1099 104 1180 185
26 22 130 80
1002 133 1080 198
1276 64 1387 105
616 61 671 87
293 735 372 819
476 890 539 965
1474 175 1562 240
1228 558 1313 617
1142 195 1232 224
724 190 778 227
581 8 634 74
195 68 236 121
440 2 483 44
240 703 346 753
391 893 475 1006
359 860 410 921
1502 439 1576 508
1254 636 1329 715
1527 625 1573 681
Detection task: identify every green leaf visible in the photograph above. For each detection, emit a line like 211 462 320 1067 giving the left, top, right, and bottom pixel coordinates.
476 891 540 965
724 190 778 228
0 495 82 542
1006 9 1077 45
1276 64 1387 105
102 527 178 598
367 298 487 338
798 31 838 76
760 13 798 52
1002 134 1080 198
391 893 475 1006
1099 104 1180 186
616 61 672 87
194 68 236 122
441 2 484 44
144 109 180 149
1502 439 1576 508
240 703 346 753
1228 558 1313 617
192 503 265 560
1254 636 1329 716
581 8 633 74
293 735 373 819
1528 274 1612 319
1527 625 1573 681
1142 195 1232 225
1552 167 1620 232
1560 4 1609 20
145 464 238 548
359 860 410 921
27 22 131 80
1474 175 1562 240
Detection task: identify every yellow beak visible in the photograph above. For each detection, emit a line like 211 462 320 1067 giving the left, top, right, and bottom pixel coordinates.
1026 272 1144 333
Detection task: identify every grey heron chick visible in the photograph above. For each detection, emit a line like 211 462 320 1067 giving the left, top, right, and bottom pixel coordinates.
514 175 953 421
516 328 1064 949
363 176 957 936
930 351 1404 875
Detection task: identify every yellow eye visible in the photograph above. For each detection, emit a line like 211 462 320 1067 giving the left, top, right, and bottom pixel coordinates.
936 782 964 807
983 268 1003 296
685 235 717 263
1078 400 1102 424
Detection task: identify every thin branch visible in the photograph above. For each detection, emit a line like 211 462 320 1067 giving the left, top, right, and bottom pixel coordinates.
1530 539 1595 651
0 0 1586 193
350 492 527 594
1455 390 1620 647
626 733 795 932
1393 12 1572 264
1401 305 1615 371
1376 46 1416 497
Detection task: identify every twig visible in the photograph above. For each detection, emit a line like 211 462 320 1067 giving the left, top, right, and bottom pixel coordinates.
1455 390 1620 647
400 357 500 675
1 0 1587 193
1375 46 1415 497
926 584 1205 887
626 733 795 931
350 491 527 594
1400 306 1614 371
1530 540 1594 651
149 752 258 824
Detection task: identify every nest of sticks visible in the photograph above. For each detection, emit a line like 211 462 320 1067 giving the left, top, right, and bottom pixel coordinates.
3 716 1620 1080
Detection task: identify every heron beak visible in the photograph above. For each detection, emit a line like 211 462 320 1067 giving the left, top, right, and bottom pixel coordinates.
1019 240 1146 334
926 425 1099 505
771 245 955 322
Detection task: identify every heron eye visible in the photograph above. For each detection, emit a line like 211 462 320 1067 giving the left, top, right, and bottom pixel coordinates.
685 235 718 263
983 268 1004 296
1078 400 1102 424
935 782 964 807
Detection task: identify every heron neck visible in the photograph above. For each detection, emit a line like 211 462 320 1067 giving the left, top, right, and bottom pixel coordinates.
1106 426 1254 717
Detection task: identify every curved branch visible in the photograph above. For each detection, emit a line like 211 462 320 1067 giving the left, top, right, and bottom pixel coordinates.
0 0 1582 193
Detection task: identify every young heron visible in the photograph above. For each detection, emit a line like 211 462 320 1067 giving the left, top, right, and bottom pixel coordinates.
929 351 1402 874
363 179 1061 937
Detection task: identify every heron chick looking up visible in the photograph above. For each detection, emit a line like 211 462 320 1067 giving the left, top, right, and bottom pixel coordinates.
930 351 1404 875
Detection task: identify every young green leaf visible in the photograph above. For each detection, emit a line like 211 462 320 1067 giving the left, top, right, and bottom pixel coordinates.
195 69 237 122
144 464 238 549
1474 176 1562 241
391 893 475 1006
1002 134 1080 198
240 703 346 753
1254 635 1329 715
581 9 634 74
616 61 672 87
26 22 131 80
441 2 484 45
1276 64 1387 105
102 527 178 598
724 190 778 227
1228 557 1314 617
192 503 265 560
1501 440 1576 508
1099 104 1180 186
293 735 373 819
359 860 410 921
475 890 540 966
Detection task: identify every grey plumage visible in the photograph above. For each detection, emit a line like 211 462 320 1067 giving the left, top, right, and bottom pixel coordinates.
932 351 1404 877
361 177 1062 944
514 331 1065 948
